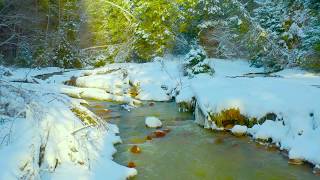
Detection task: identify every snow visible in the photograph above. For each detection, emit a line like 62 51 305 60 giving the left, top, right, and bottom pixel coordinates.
61 60 182 102
184 59 320 167
74 58 320 168
175 85 194 104
145 116 162 128
75 70 128 95
231 125 247 135
2 56 320 177
0 68 137 179
209 59 264 77
2 66 64 82
60 86 140 106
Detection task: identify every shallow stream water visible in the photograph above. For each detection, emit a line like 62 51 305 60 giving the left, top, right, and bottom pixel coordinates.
89 101 317 180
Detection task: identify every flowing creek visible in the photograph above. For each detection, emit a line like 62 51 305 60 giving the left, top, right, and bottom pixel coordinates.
88 100 318 180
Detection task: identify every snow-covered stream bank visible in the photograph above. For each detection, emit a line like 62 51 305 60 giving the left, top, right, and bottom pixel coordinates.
0 67 136 179
1 57 320 179
46 57 320 172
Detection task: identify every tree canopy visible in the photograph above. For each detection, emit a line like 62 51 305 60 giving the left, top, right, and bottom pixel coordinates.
0 0 319 71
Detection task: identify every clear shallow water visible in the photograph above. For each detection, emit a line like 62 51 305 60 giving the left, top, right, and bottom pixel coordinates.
89 101 318 180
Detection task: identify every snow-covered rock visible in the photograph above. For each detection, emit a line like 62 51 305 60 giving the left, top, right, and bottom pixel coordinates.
145 116 162 128
231 125 248 136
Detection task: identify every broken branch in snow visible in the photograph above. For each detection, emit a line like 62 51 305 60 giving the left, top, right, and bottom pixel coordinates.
71 124 94 135
226 72 283 78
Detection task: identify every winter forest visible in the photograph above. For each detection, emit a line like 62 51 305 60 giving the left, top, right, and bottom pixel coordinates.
1 0 320 179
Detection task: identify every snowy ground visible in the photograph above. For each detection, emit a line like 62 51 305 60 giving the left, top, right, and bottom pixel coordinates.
1 56 320 179
0 67 136 179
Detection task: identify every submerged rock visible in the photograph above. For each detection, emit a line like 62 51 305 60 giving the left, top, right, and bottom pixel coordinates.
266 144 279 152
146 135 153 141
130 145 141 154
145 116 162 128
153 130 166 138
91 104 105 109
127 162 136 168
214 137 224 144
162 128 171 133
95 109 111 114
224 124 234 130
129 137 146 144
288 159 304 165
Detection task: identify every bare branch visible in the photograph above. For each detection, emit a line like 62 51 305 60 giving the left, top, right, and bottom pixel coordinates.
0 34 16 46
104 1 134 22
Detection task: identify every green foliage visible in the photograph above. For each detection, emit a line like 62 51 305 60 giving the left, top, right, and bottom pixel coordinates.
38 0 49 12
52 40 82 68
94 60 106 68
0 0 84 68
85 0 133 45
183 47 213 76
281 33 299 50
14 42 33 67
283 19 293 32
238 19 250 34
133 0 178 60
314 41 320 52
194 0 320 71
3 0 319 71
0 0 4 10
302 54 320 72
32 45 51 67
85 0 198 61
84 0 134 63
133 0 199 60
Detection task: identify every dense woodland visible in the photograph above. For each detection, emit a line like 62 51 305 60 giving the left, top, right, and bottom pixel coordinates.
0 0 319 71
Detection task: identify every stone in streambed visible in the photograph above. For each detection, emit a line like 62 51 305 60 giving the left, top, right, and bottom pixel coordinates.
214 137 224 144
91 104 105 109
288 158 304 165
127 161 136 168
224 124 234 130
145 116 162 128
146 135 153 141
129 137 146 144
130 145 141 154
95 109 111 115
153 130 166 138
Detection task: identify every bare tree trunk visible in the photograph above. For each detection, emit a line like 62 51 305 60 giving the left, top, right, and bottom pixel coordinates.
45 2 50 41
58 0 61 27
